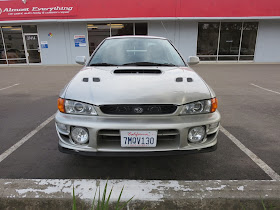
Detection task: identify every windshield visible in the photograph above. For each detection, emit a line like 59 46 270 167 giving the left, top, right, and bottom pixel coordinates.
88 38 186 66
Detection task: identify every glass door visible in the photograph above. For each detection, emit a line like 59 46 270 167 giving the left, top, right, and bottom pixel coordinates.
2 26 27 64
218 22 242 61
24 34 41 64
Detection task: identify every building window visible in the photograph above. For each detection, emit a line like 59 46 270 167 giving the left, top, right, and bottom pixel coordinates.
0 29 7 64
239 22 258 61
88 24 111 55
87 22 148 55
197 22 258 61
2 26 27 64
197 23 219 61
0 25 40 65
135 23 148 35
22 25 38 33
111 23 133 36
218 22 242 61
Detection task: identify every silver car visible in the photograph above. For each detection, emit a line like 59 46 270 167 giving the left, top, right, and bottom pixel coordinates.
55 36 220 156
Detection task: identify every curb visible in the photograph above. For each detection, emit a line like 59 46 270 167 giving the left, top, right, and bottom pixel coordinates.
1 179 280 209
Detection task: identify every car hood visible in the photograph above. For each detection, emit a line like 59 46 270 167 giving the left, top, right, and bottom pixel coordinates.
64 66 212 105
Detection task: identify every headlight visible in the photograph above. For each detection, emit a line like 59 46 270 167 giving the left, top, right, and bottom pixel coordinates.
181 98 218 115
65 100 97 115
58 98 97 115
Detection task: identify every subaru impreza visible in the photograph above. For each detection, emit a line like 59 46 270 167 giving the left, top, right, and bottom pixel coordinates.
55 36 220 156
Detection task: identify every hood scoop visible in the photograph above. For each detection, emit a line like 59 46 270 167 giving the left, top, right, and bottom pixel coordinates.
114 69 162 74
93 77 101 82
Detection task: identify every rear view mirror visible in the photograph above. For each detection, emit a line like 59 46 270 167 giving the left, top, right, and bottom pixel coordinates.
75 56 86 65
187 56 200 65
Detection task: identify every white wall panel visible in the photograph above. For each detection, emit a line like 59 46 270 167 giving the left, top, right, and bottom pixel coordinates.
65 22 89 64
148 21 198 61
177 21 198 61
38 22 89 65
255 20 280 62
37 23 68 65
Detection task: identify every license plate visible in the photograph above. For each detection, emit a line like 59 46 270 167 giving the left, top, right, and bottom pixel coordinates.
120 130 157 147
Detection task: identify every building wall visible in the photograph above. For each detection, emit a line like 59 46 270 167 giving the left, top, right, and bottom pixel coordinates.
66 22 90 64
38 20 198 65
36 20 280 64
148 21 178 44
177 21 198 61
38 22 89 65
255 20 280 62
2 0 280 22
148 21 198 61
38 23 67 65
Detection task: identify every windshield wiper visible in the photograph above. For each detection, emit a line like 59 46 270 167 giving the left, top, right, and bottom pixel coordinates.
89 63 116 66
122 62 177 66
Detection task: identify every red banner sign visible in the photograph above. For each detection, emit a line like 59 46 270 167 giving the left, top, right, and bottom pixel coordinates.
0 0 280 22
0 0 77 20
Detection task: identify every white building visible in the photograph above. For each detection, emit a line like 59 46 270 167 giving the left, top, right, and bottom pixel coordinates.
0 0 280 65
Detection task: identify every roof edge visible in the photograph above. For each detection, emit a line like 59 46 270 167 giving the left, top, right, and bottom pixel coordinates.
1 16 280 24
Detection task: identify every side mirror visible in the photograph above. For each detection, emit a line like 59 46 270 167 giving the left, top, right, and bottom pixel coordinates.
75 56 86 65
187 56 200 65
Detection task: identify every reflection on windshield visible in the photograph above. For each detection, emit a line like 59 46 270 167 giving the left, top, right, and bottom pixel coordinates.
89 38 186 66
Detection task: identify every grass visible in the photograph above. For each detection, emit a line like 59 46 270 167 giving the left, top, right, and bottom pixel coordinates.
72 181 134 210
261 199 276 210
73 183 278 210
240 198 277 210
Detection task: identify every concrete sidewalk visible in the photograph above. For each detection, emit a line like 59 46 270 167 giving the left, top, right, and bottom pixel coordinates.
0 179 279 209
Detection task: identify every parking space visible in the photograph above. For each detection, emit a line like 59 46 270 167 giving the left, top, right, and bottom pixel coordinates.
193 64 280 177
0 64 279 180
0 66 78 154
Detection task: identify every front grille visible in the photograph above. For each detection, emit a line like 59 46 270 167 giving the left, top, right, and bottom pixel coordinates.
100 104 177 115
97 129 180 148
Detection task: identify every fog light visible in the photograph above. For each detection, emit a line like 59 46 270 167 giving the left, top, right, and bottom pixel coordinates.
188 126 206 143
71 127 89 144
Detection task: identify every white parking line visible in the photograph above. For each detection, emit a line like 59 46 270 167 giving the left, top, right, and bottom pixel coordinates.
1 112 279 181
220 126 280 181
251 83 280 95
0 83 20 91
0 114 55 163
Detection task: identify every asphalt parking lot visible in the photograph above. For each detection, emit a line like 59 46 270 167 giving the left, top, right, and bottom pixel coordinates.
0 64 279 180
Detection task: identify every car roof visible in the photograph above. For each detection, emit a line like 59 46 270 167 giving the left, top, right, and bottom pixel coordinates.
105 35 168 40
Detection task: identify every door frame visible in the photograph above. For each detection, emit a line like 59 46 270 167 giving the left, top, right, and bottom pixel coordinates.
23 33 42 65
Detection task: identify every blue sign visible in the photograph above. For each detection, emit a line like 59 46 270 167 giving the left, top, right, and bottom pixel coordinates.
74 35 86 47
41 41 48 49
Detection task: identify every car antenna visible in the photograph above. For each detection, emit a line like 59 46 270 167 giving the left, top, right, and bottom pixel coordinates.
161 21 171 40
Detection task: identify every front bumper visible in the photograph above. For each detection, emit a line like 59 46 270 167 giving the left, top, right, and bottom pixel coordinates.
55 111 221 155
58 143 217 156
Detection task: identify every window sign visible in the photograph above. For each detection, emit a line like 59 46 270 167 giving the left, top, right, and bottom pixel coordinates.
74 35 86 47
26 35 37 41
41 41 48 49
